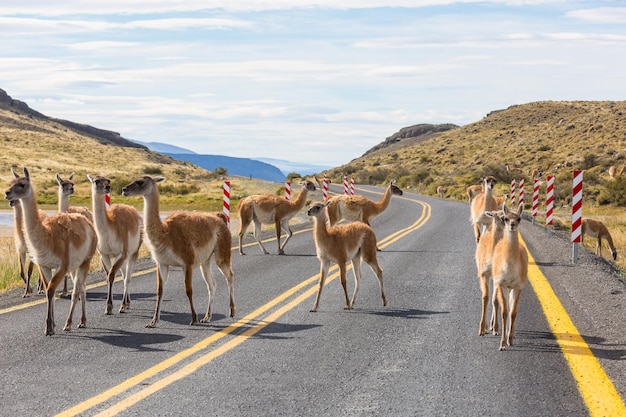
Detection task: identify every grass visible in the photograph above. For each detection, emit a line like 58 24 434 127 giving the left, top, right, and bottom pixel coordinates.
2 99 626 292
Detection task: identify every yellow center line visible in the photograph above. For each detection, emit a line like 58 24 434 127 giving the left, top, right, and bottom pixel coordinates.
521 235 626 416
0 268 157 315
56 200 432 417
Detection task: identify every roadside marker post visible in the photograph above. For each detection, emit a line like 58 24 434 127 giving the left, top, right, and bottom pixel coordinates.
572 170 583 263
223 181 231 226
350 177 355 195
518 178 525 207
532 178 539 225
510 179 516 208
322 173 328 201
343 175 349 195
546 175 554 238
285 180 291 201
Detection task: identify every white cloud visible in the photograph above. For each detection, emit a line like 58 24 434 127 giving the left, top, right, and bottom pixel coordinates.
567 7 626 23
1 1 625 167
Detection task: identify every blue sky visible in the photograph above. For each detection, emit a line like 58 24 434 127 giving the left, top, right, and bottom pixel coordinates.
1 1 625 167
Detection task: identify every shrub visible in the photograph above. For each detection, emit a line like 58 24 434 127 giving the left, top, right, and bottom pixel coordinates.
143 166 163 175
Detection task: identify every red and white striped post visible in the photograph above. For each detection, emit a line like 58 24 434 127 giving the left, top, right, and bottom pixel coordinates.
510 179 516 208
518 178 524 207
322 173 328 201
343 175 349 195
105 193 111 209
223 180 231 226
546 175 554 237
532 178 539 225
350 177 355 195
572 170 583 262
284 180 291 201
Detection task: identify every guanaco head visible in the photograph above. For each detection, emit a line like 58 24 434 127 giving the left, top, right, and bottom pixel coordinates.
483 176 497 191
484 209 506 230
121 175 165 198
5 167 32 202
56 172 76 197
307 201 330 218
502 202 523 232
299 180 317 192
87 174 112 195
390 180 403 196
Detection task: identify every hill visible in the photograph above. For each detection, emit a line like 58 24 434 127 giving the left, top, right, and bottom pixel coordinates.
326 101 626 207
0 89 282 212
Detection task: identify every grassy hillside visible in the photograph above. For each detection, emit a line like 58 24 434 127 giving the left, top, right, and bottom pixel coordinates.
324 100 626 274
0 107 282 211
326 101 626 203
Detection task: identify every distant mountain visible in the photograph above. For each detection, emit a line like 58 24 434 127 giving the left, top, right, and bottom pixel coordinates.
166 153 286 182
133 140 329 178
255 158 332 176
132 140 196 154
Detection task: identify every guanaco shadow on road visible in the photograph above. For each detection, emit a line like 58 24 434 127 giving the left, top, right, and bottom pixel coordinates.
55 328 185 352
505 330 626 360
349 307 449 319
210 320 323 341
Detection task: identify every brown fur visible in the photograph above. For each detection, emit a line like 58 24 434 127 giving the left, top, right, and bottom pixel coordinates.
326 180 403 226
6 167 97 336
88 175 143 314
57 172 93 296
436 185 446 199
9 199 36 297
505 163 523 175
608 165 617 179
475 208 506 336
491 203 528 350
581 218 617 260
307 201 386 312
530 168 543 180
122 175 235 327
237 180 316 255
469 176 498 243
466 184 483 204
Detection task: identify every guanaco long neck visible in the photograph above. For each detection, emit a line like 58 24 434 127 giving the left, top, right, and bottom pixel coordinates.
291 186 311 211
142 186 165 238
12 202 26 241
374 185 394 213
312 215 331 244
19 189 47 244
58 188 69 213
91 189 109 234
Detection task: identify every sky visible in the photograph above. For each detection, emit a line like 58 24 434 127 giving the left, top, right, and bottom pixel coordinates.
1 1 625 168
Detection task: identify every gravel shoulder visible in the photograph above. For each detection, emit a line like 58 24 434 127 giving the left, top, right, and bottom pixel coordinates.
520 214 626 399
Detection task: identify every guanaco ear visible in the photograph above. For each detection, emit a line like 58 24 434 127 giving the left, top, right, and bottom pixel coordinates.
323 201 331 208
153 176 166 183
87 174 94 183
11 167 18 178
56 173 63 185
69 172 74 181
517 202 524 216
23 167 30 180
484 211 496 218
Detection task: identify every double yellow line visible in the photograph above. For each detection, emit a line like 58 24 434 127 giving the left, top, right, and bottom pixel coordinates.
56 199 431 416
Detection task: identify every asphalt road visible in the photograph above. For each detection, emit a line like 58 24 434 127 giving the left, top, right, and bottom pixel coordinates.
1 183 625 416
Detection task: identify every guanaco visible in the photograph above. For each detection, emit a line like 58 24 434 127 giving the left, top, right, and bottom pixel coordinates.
581 218 617 261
